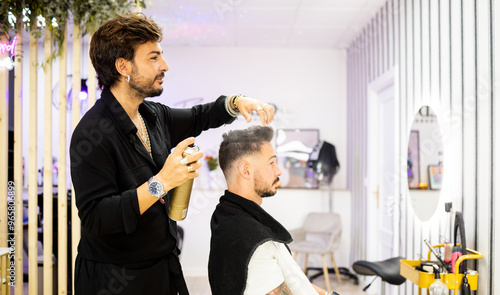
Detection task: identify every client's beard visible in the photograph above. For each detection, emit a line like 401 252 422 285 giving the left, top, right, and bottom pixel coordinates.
255 177 280 199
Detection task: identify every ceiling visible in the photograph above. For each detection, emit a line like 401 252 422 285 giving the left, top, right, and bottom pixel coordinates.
143 0 388 48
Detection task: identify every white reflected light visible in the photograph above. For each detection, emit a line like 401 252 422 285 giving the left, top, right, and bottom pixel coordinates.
0 57 15 70
79 91 88 101
8 9 53 28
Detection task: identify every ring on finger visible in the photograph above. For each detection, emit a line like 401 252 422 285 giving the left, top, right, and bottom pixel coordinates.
256 105 264 111
180 157 189 165
187 165 194 172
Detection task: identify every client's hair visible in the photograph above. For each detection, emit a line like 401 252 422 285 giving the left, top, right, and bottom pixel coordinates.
218 126 274 176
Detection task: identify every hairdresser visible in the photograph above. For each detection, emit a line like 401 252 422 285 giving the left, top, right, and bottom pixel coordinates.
69 12 273 295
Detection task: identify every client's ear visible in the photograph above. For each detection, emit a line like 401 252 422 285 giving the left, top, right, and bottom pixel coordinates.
238 161 251 179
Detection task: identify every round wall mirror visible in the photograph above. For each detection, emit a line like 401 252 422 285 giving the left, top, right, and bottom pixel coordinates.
407 106 444 221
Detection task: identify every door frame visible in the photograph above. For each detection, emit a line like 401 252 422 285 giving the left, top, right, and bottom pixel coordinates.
366 66 401 263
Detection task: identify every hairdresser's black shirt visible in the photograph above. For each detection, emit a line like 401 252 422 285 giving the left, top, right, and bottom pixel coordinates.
70 89 235 292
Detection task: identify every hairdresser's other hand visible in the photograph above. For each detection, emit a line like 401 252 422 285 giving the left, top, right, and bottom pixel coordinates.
236 96 274 126
156 137 204 192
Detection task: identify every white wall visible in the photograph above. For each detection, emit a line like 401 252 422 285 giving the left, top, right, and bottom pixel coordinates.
146 46 350 275
20 44 351 276
150 46 348 190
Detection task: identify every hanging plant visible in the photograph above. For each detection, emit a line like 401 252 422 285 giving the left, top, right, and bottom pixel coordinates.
71 0 146 36
0 0 146 62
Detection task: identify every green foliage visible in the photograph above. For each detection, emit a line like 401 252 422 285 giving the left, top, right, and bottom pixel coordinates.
0 0 146 61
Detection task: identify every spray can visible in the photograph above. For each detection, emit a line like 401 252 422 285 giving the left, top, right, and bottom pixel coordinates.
168 144 200 221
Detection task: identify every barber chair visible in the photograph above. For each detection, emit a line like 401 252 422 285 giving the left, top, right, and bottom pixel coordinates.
352 256 406 294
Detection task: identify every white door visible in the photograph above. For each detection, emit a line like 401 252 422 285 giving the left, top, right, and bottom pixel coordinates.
366 69 400 294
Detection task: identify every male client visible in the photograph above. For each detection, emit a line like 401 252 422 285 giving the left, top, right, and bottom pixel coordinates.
208 126 338 295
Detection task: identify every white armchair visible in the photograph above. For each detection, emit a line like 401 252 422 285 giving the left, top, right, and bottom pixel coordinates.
289 212 342 290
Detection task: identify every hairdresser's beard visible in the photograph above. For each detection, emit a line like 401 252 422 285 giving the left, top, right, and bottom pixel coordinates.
254 172 280 199
129 68 164 98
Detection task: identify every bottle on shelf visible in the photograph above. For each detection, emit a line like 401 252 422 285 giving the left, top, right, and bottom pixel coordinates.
429 271 448 295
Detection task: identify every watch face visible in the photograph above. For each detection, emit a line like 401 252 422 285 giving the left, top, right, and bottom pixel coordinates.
149 181 163 196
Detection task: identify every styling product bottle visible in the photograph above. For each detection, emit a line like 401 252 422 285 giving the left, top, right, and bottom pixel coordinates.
169 144 200 221
429 272 448 295
451 245 463 273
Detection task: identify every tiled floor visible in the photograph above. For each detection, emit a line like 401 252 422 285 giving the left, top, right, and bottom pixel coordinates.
185 273 370 295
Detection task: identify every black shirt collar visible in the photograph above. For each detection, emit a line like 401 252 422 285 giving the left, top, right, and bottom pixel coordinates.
100 88 158 135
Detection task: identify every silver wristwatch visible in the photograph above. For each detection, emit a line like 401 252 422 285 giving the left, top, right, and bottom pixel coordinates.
148 176 166 199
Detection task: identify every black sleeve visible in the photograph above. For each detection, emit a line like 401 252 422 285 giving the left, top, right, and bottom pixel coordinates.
164 95 237 146
70 123 141 239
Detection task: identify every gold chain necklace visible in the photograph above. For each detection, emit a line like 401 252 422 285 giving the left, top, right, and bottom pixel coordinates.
137 112 152 156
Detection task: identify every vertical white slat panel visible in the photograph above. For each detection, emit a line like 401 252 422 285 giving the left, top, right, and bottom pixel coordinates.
374 14 379 79
0 44 8 251
492 0 500 292
380 8 386 74
439 1 453 243
87 34 97 108
350 40 358 262
450 0 464 214
405 0 416 268
406 0 415 120
462 0 477 251
475 0 492 288
441 0 452 111
71 25 82 295
387 2 392 70
28 27 39 295
352 36 360 262
414 0 422 110
430 0 441 104
362 33 369 260
13 24 24 295
394 1 405 278
371 20 377 81
43 27 54 295
422 0 441 248
346 47 354 261
439 0 452 195
380 9 385 74
361 29 369 262
386 2 391 71
378 11 384 76
430 0 449 247
58 26 68 295
420 0 430 106
421 0 430 106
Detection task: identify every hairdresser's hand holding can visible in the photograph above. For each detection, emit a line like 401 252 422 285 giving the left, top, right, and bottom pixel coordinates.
169 143 201 220
153 138 203 217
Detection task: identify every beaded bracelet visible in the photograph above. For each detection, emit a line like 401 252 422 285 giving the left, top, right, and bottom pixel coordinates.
232 94 246 112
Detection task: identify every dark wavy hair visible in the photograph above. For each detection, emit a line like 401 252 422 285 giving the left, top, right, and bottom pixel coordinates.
89 13 163 89
218 126 274 175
